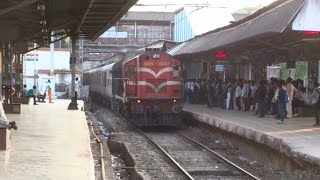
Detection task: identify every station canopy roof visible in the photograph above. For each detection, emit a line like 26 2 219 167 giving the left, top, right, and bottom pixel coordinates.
0 0 137 53
171 0 305 57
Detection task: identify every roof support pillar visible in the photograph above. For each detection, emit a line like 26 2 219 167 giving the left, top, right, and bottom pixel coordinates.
0 43 9 126
2 43 12 104
68 35 78 110
0 43 3 96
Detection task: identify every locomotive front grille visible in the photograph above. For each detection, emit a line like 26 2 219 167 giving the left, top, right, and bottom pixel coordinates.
132 114 180 126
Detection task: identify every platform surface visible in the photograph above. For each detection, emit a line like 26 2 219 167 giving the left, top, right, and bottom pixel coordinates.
184 104 320 165
0 100 94 180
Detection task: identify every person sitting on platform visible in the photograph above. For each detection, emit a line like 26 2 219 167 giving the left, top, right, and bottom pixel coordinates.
26 85 38 105
0 120 17 130
0 95 17 130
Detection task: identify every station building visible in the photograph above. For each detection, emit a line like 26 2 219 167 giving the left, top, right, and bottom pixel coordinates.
171 0 320 88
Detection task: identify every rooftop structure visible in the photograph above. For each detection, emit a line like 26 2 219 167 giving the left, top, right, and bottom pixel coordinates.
78 11 175 66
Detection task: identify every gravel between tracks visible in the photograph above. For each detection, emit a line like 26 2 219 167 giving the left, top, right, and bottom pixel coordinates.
88 103 292 180
91 105 187 180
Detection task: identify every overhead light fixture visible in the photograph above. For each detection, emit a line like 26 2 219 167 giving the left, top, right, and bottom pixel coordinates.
42 29 48 33
37 4 45 11
44 40 49 46
40 20 46 25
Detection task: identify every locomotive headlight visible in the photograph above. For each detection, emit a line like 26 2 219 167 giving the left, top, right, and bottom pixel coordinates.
152 53 160 59
137 99 141 103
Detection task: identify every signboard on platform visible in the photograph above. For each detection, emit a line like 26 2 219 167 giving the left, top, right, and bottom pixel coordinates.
267 66 281 79
215 65 224 72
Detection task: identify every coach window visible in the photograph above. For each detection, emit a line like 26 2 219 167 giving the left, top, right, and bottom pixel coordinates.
104 72 107 87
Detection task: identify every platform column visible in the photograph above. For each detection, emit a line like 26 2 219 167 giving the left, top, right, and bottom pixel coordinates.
0 43 3 96
2 43 10 104
0 43 11 148
68 35 78 110
16 54 22 97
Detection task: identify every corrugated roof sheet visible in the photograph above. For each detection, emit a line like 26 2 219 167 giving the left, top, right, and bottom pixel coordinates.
231 13 250 21
292 0 320 31
167 42 188 56
173 0 304 56
121 11 175 21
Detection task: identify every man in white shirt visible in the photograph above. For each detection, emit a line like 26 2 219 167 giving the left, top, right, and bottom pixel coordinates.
241 80 250 111
285 77 296 118
235 82 242 110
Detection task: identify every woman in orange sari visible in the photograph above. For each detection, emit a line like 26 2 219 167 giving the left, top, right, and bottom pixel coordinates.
46 80 53 103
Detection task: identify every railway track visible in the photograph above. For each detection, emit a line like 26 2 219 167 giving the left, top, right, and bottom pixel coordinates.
136 128 260 180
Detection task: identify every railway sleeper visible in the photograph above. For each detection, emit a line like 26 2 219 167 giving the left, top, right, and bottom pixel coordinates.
187 168 242 176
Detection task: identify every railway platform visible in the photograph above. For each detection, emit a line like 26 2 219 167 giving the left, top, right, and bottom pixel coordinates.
183 104 320 167
0 100 95 180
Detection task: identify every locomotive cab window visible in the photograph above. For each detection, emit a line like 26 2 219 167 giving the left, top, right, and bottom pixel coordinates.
126 66 136 78
173 65 180 77
173 65 180 71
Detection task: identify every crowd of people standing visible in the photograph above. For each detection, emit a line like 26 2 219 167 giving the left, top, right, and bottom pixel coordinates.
184 77 320 126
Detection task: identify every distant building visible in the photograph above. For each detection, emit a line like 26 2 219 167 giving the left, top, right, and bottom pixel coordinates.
24 49 80 98
78 11 175 71
174 6 234 42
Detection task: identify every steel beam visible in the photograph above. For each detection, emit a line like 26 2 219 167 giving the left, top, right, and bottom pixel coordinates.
0 0 39 16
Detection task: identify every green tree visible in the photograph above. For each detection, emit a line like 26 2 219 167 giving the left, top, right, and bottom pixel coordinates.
279 61 308 80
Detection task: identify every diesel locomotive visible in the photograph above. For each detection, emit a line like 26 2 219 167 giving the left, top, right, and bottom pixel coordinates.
83 49 183 126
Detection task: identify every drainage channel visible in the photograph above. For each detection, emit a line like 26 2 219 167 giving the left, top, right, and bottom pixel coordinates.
87 118 106 180
135 127 260 180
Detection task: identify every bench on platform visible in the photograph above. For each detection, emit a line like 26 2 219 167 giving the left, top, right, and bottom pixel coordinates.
37 92 46 102
13 97 30 104
0 128 11 150
3 103 21 114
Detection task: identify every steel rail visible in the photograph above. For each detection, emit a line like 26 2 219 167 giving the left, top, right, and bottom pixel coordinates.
87 119 106 180
134 127 194 180
179 132 260 180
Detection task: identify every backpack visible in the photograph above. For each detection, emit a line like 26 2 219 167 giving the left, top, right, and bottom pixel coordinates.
278 89 288 103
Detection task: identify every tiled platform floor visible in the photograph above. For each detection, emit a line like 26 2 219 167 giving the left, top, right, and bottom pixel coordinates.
0 100 94 180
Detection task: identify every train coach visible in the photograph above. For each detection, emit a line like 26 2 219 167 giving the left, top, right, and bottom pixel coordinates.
83 49 183 126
